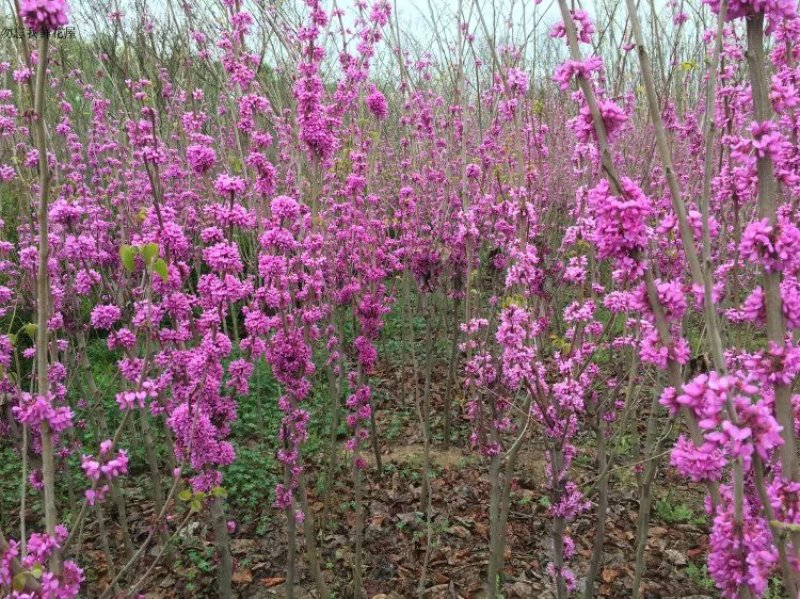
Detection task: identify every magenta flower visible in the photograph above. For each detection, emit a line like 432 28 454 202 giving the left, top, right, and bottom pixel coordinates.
19 0 68 32
740 217 800 273
90 304 122 330
366 87 388 120
214 173 247 195
186 143 217 174
586 177 652 263
704 0 796 20
506 68 530 95
671 436 727 482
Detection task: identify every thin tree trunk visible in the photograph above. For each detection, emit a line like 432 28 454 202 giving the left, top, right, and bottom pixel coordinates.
550 444 567 599
210 496 233 599
584 406 609 599
368 395 382 474
298 475 329 599
32 33 58 572
486 453 502 599
632 391 664 599
352 456 364 599
139 408 164 522
323 363 341 527
443 297 460 449
95 503 121 596
419 294 435 509
495 447 523 589
746 11 800 583
284 442 296 599
20 424 27 555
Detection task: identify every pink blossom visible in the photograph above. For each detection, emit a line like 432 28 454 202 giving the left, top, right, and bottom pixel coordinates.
19 0 68 32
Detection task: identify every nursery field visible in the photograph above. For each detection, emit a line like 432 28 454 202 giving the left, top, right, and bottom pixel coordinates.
1 0 800 597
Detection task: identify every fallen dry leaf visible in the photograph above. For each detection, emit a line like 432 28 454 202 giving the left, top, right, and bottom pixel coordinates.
232 568 253 584
601 567 620 584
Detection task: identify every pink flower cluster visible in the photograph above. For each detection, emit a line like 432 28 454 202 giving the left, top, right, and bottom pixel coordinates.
1 527 83 599
186 143 217 174
553 57 604 90
550 10 596 44
571 98 628 144
704 0 796 20
586 177 652 264
740 216 800 273
366 87 388 120
90 304 121 330
12 393 73 436
19 0 68 33
81 440 129 505
662 370 784 476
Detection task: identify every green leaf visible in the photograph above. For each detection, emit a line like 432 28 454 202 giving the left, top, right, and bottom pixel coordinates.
190 497 202 513
501 294 527 310
120 245 137 272
179 489 193 502
22 323 37 340
30 565 42 580
211 486 228 499
12 572 27 591
152 258 168 283
142 243 159 266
